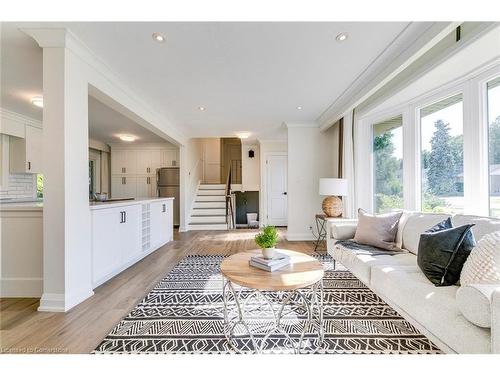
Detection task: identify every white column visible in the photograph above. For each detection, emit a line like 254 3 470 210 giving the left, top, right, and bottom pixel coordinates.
24 29 93 311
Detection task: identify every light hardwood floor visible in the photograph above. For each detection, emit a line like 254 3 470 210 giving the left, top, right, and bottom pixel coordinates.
0 229 319 354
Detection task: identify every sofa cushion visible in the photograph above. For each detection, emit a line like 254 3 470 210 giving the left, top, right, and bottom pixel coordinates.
330 222 358 240
452 215 500 242
353 209 403 250
460 230 500 286
456 284 500 328
417 223 475 286
332 244 415 285
401 213 451 254
370 265 491 353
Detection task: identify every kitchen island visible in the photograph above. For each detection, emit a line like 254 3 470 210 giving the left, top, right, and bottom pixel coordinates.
0 197 174 297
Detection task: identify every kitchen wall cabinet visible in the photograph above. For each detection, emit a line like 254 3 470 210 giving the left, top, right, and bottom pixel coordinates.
91 198 173 288
136 176 157 198
161 149 178 167
136 149 162 175
9 125 42 174
111 146 178 199
111 176 137 198
111 149 137 175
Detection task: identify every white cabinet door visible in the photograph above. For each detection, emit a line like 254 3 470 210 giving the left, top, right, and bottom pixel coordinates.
25 125 42 173
150 150 162 172
150 200 172 248
136 176 149 198
161 149 178 167
111 150 137 174
111 176 125 198
92 208 122 285
9 125 42 174
136 150 151 175
111 150 126 175
150 201 162 248
123 176 137 198
120 205 142 264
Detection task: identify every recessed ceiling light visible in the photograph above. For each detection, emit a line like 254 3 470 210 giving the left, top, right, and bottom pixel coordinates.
152 32 166 43
31 96 43 108
237 132 250 139
335 32 349 42
198 106 206 111
296 106 303 110
119 135 137 142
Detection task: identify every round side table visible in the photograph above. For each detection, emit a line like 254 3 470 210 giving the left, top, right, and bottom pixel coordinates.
220 249 325 353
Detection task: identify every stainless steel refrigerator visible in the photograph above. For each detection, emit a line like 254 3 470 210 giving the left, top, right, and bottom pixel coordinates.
157 167 180 226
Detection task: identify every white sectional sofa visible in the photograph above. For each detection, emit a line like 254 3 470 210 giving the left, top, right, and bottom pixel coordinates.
326 212 500 354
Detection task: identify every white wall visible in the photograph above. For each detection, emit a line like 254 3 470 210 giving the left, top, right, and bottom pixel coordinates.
180 138 204 231
286 124 338 240
242 142 260 191
201 138 220 183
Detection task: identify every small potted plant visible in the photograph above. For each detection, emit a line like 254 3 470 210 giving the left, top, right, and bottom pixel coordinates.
255 225 279 259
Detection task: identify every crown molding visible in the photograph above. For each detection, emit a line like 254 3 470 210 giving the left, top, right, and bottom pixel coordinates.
0 107 42 128
317 22 460 131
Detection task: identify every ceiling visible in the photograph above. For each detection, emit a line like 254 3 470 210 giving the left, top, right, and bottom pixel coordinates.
88 96 173 145
1 22 435 140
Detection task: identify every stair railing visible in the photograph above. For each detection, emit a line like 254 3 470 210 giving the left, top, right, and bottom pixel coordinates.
225 167 235 230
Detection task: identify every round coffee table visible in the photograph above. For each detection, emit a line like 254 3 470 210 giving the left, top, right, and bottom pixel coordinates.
220 249 325 353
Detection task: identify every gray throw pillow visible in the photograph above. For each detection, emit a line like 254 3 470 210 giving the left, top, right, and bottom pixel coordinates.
353 209 403 250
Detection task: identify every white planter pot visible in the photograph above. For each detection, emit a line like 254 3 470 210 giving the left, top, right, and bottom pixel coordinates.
261 247 276 259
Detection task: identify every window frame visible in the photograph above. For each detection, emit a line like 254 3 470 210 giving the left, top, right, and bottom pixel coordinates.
357 59 500 216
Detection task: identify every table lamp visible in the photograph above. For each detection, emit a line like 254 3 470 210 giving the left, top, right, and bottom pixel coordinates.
319 178 348 217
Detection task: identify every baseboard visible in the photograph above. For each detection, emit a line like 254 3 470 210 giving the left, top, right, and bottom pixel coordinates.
285 232 316 241
38 293 66 312
38 288 94 312
0 277 43 297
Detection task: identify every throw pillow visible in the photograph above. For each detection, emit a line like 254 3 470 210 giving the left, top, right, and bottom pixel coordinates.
417 222 476 286
460 230 500 286
353 208 403 251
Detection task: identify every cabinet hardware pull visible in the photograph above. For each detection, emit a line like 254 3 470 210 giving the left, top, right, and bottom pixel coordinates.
162 204 166 212
124 167 126 173
28 161 31 170
120 211 124 223
124 177 126 184
124 211 127 223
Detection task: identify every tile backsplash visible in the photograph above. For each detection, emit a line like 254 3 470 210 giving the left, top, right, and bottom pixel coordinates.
0 173 36 199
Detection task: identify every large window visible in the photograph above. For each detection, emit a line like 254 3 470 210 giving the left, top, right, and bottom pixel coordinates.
488 77 500 217
373 115 403 213
420 94 464 213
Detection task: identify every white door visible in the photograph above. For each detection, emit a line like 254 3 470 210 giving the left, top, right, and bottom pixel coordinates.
266 154 287 226
150 150 162 172
111 150 126 175
123 176 137 198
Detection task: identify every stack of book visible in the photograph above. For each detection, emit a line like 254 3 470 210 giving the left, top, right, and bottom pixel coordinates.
249 252 290 272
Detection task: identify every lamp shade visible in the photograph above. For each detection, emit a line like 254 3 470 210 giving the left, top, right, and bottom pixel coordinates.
319 178 348 196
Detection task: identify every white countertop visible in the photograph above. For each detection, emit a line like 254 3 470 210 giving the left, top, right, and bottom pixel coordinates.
0 197 174 212
89 197 175 210
0 201 44 211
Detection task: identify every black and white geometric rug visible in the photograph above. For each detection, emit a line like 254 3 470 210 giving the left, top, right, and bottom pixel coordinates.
94 255 441 354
